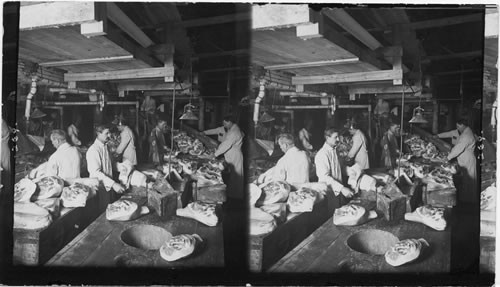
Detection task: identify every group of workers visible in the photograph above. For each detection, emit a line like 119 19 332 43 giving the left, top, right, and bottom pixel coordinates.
39 113 245 201
258 114 478 205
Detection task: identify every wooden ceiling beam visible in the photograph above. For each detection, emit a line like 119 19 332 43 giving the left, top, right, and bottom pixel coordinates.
264 58 360 70
192 49 249 60
105 29 162 67
183 12 251 28
365 13 483 33
422 50 482 62
252 4 312 30
106 3 154 48
322 8 383 50
19 2 103 30
408 13 483 30
348 84 421 95
433 69 482 76
64 67 174 82
117 81 188 92
299 13 391 70
39 56 134 67
292 69 402 85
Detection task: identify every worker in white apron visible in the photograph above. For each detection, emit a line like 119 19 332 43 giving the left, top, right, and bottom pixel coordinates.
214 115 244 200
447 119 477 204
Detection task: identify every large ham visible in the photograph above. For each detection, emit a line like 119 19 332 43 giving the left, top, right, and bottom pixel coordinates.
34 197 61 217
287 187 317 213
130 170 148 188
248 183 262 207
14 178 37 202
117 160 134 188
250 207 277 236
106 199 149 221
333 204 378 226
385 238 429 267
260 203 287 223
159 234 203 262
33 176 64 200
61 183 90 208
14 202 52 230
404 205 446 231
256 181 290 206
176 202 218 227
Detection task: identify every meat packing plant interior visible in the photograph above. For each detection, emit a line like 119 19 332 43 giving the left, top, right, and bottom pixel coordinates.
9 2 250 269
3 1 498 282
246 4 496 276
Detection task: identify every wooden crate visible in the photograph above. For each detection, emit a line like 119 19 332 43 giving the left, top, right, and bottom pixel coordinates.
147 178 178 219
249 192 344 272
376 183 407 221
13 195 101 265
422 185 456 207
195 183 227 203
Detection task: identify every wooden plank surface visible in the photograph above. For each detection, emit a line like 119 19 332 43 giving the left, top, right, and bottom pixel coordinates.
270 217 451 273
252 27 378 76
47 196 224 268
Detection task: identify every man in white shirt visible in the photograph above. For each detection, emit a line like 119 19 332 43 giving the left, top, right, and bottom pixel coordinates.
46 129 81 180
86 124 125 194
315 128 355 199
258 133 310 184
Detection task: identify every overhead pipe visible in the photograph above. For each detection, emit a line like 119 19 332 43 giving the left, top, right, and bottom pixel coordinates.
24 76 38 121
253 79 266 130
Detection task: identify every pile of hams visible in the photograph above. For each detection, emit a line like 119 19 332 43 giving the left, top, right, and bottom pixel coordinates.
249 181 323 236
404 135 447 162
398 160 456 190
173 132 213 158
14 176 92 230
336 135 353 162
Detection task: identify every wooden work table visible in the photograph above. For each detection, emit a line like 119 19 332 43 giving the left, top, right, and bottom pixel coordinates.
270 217 451 273
46 196 224 268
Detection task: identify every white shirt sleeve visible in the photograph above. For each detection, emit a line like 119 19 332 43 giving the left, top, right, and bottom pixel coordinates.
46 154 58 177
214 131 236 157
447 134 471 160
86 147 115 191
438 130 456 139
204 126 224 136
314 152 344 195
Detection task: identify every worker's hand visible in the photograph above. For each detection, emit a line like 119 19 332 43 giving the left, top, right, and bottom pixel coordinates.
340 186 355 198
432 135 439 139
112 183 125 194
